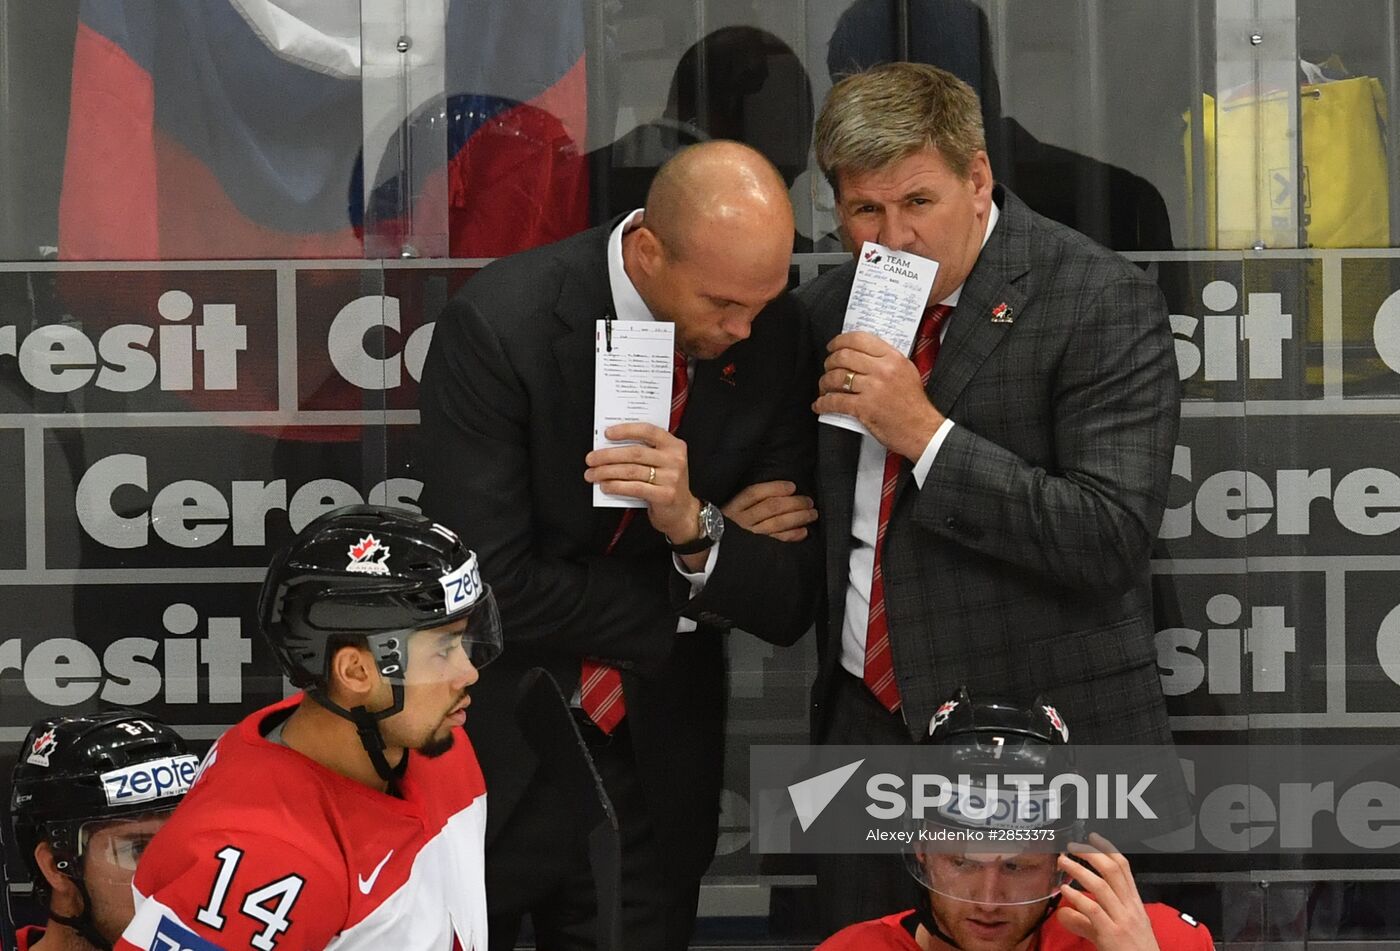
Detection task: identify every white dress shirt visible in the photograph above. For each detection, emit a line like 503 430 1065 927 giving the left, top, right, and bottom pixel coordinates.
839 203 1000 679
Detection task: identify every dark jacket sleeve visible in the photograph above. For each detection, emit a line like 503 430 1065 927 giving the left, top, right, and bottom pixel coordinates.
681 301 821 646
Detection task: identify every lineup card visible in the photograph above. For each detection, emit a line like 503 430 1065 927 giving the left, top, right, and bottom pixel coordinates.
820 241 938 436
593 319 674 508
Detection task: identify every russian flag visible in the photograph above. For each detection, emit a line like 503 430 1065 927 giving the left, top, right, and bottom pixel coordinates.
59 0 588 261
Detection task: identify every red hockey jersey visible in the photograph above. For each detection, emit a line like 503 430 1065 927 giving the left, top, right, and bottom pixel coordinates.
815 904 1216 950
116 695 487 951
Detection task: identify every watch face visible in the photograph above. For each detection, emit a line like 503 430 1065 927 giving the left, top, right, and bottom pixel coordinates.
702 502 724 540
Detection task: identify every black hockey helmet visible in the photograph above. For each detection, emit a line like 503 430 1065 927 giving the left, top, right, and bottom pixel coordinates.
924 687 1071 768
10 710 196 950
11 711 196 878
258 503 502 689
257 504 502 784
908 687 1080 910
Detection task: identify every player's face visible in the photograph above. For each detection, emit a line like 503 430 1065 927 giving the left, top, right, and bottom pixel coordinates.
834 146 994 307
79 814 168 943
641 223 792 361
923 850 1058 951
385 618 479 757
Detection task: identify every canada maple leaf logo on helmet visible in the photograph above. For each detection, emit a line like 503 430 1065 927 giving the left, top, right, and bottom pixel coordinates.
27 728 58 767
929 699 959 736
1043 704 1069 742
347 534 391 576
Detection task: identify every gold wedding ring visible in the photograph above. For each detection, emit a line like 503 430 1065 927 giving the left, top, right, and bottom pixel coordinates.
842 370 856 393
647 465 656 484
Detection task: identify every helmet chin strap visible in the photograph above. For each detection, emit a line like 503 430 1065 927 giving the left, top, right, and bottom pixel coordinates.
49 865 112 951
914 888 964 950
308 684 408 796
348 705 401 793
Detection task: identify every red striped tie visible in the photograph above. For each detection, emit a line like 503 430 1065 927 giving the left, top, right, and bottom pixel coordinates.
863 305 953 713
580 349 690 733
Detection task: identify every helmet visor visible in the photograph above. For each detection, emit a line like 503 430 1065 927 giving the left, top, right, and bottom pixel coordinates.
908 846 1066 906
458 586 502 669
901 774 1078 906
433 551 502 669
371 586 504 684
77 810 175 884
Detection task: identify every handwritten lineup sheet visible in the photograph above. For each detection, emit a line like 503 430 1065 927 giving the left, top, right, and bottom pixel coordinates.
593 319 675 508
819 241 939 436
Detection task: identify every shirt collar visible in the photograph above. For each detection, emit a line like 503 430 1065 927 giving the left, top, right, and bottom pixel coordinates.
607 209 653 322
939 200 999 308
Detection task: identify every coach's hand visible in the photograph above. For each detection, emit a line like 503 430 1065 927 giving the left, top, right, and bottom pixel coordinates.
585 423 700 543
812 331 945 461
723 481 817 542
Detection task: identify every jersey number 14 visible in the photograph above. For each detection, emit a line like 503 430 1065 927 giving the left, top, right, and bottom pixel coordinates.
195 846 305 951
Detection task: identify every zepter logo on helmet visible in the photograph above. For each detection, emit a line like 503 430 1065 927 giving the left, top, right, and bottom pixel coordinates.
906 687 1083 911
437 542 485 616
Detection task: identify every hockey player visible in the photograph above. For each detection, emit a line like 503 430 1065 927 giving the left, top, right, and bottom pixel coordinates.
10 711 199 951
116 505 503 951
815 689 1215 951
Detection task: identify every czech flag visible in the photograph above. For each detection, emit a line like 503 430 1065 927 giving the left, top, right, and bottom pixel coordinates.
59 0 588 261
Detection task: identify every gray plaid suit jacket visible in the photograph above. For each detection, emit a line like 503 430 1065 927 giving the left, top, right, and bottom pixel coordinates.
798 185 1180 746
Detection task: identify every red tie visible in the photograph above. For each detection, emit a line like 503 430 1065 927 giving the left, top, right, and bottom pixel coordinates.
863 305 953 713
580 349 690 733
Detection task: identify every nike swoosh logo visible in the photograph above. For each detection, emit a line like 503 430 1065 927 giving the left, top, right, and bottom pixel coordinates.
357 849 394 894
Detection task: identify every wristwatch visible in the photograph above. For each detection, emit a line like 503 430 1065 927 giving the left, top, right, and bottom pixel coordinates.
669 500 724 555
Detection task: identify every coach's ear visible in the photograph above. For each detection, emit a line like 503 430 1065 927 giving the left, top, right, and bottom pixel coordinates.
966 150 994 215
35 841 85 917
327 643 381 704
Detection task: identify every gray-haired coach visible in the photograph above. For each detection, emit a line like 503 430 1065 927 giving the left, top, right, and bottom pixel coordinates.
797 62 1181 930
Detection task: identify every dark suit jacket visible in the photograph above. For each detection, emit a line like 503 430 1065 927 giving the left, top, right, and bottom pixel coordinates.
797 186 1180 746
417 221 819 883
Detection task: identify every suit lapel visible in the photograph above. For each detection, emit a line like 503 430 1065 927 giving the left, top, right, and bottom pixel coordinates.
819 423 862 539
551 226 622 549
812 261 881 657
680 357 742 499
551 234 610 438
811 260 865 535
551 319 599 431
888 190 1033 515
928 187 1033 415
818 420 862 659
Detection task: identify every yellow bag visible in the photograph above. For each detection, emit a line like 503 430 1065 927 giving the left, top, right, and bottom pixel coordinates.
1185 76 1391 390
1185 76 1389 250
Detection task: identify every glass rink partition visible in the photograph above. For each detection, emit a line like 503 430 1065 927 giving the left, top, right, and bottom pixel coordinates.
1 0 1399 947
